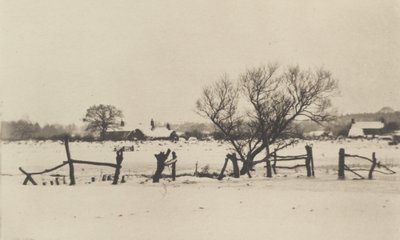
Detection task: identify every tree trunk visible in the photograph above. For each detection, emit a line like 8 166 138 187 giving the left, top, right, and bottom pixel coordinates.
240 160 252 175
227 153 240 178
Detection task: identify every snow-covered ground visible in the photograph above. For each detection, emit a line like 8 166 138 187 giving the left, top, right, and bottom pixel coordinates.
1 139 399 240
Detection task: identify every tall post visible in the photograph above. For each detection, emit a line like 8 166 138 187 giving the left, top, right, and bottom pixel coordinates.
112 150 123 185
305 145 314 177
368 152 377 180
64 136 76 185
338 148 345 179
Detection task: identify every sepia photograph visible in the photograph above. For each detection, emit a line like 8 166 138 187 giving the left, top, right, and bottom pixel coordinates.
1 0 399 239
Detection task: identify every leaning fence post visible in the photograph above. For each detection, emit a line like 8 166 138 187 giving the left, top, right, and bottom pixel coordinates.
218 158 229 180
338 148 345 179
112 150 124 185
64 136 76 185
368 152 377 180
305 145 313 177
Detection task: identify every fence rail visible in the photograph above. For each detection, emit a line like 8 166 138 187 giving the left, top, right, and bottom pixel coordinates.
338 148 395 180
271 145 314 177
19 136 125 185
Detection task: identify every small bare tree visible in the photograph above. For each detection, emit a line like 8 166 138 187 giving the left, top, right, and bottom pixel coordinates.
197 64 338 178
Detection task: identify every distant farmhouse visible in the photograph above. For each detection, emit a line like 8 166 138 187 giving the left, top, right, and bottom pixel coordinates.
136 127 178 141
104 120 178 141
348 119 384 138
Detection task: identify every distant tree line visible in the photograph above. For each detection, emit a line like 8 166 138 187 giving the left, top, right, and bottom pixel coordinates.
0 120 94 141
2 111 398 141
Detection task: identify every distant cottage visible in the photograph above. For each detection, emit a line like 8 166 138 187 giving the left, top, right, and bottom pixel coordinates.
348 119 384 138
137 127 178 140
104 120 178 141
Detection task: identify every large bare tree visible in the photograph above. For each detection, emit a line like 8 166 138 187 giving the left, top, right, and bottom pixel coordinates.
83 104 123 139
196 64 338 178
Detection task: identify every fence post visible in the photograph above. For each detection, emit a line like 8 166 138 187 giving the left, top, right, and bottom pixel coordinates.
218 158 229 180
272 149 277 174
338 148 345 179
266 159 272 178
305 145 314 177
112 150 123 185
172 162 176 181
64 136 76 185
368 152 377 180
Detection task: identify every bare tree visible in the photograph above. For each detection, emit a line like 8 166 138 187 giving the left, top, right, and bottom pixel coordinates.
83 104 123 139
197 64 338 178
196 75 265 178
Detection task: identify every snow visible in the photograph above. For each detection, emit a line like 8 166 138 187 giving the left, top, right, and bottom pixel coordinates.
1 139 399 240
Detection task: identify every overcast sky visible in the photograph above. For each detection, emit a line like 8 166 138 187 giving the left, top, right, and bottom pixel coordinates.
1 0 399 126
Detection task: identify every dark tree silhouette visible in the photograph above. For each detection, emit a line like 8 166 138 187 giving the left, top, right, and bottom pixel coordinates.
83 104 123 139
197 64 338 177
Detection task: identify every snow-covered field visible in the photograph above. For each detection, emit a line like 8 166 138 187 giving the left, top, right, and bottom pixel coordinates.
1 139 400 240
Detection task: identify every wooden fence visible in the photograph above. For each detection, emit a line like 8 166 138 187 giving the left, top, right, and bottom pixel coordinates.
338 148 396 180
19 136 125 185
271 145 315 177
